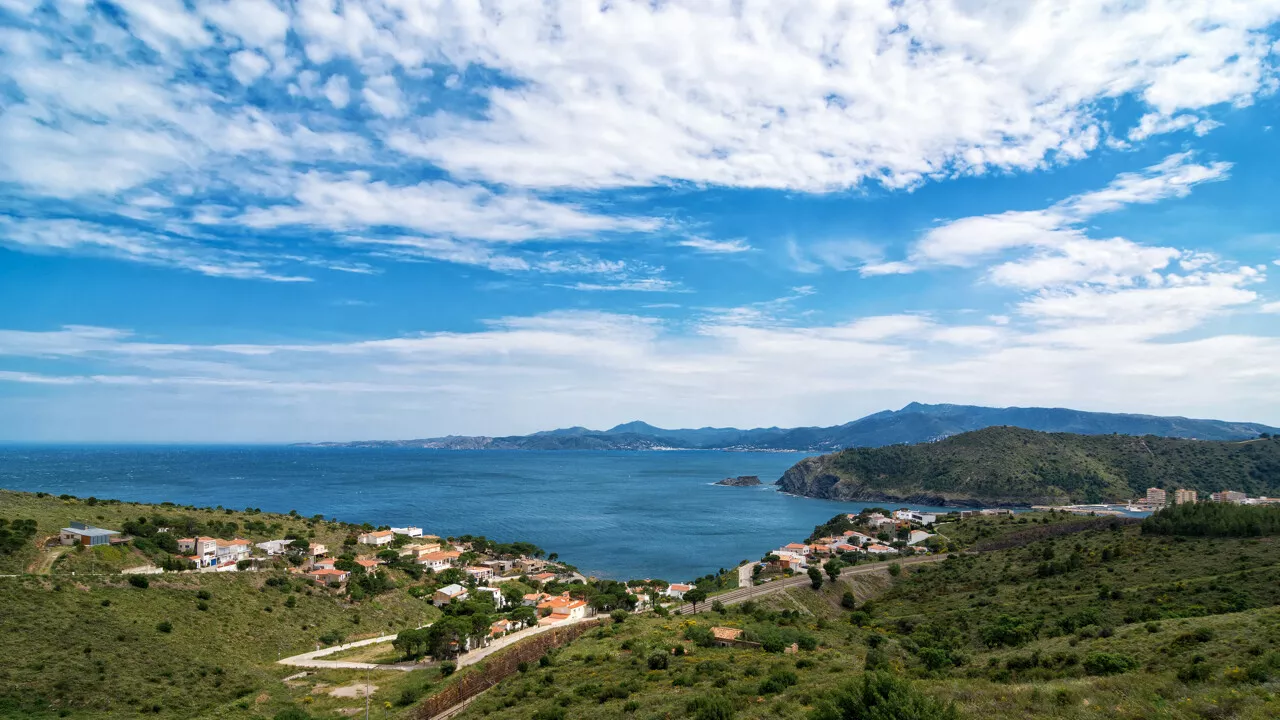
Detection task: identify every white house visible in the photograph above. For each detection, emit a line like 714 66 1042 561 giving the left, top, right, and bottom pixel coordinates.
177 536 251 569
772 551 807 571
782 542 810 556
60 522 121 546
474 585 506 608
842 530 874 546
256 539 291 556
433 583 469 607
895 510 938 526
390 526 422 537
864 543 899 555
537 594 589 623
522 592 550 607
665 583 693 599
418 550 461 572
308 542 328 558
358 530 395 546
907 530 934 546
465 565 494 582
865 515 896 531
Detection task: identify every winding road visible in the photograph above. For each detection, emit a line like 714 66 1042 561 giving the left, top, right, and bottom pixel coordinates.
674 554 949 614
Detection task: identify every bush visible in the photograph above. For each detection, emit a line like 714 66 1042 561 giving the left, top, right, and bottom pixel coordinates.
610 609 629 624
156 621 173 633
759 668 798 694
647 653 669 670
687 694 735 720
841 592 857 609
440 661 457 676
809 672 958 720
531 706 566 720
128 575 150 589
684 624 715 648
1082 652 1138 676
273 709 312 720
196 590 211 600
888 563 902 577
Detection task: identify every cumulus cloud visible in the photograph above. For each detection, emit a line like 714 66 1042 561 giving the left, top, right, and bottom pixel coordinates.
3 298 1278 441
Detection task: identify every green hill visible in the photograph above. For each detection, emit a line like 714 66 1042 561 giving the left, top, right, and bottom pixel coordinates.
450 512 1280 720
776 427 1280 506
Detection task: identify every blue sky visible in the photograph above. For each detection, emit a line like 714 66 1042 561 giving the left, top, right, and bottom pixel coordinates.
1 0 1279 442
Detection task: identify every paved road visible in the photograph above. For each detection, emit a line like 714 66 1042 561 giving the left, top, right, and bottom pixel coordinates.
674 554 948 614
277 626 431 672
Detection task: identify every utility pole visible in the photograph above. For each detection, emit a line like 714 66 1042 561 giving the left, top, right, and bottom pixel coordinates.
364 667 370 720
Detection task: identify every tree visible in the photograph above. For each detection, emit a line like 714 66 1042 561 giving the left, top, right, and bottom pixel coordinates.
808 567 823 590
684 586 709 612
824 558 842 581
510 605 537 628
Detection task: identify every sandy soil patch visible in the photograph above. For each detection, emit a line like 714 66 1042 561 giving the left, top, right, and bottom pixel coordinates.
329 682 378 698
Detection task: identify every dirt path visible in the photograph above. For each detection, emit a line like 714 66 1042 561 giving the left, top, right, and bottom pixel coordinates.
27 543 71 575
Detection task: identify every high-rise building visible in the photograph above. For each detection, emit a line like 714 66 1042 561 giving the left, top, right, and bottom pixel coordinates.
1210 490 1247 504
1173 489 1198 505
1145 487 1167 506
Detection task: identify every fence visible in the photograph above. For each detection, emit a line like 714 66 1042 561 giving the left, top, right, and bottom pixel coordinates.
409 619 602 719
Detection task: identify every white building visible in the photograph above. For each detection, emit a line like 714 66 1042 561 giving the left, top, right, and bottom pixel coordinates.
358 530 395 546
256 539 291 556
390 526 422 537
665 583 693 599
433 583 469 607
178 536 251 569
60 522 120 546
474 585 507 608
907 530 934 546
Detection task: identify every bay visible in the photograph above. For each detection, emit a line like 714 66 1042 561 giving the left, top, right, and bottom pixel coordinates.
0 447 954 581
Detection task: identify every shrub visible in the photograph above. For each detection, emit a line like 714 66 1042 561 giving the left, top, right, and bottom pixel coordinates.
1082 652 1137 676
684 624 715 648
273 709 312 720
647 653 669 670
888 563 902 577
440 661 456 676
809 672 958 720
156 621 173 633
841 592 857 609
597 685 630 703
686 694 735 720
712 600 725 614
196 590 211 600
196 601 209 611
759 668 798 694
128 575 150 589
531 706 566 720
610 609 629 624
1178 656 1211 682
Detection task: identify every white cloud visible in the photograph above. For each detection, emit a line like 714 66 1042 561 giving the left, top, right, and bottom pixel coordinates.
988 238 1182 290
560 278 681 293
379 0 1280 191
1262 301 1280 313
362 75 407 118
5 298 1277 441
238 172 660 241
0 217 312 281
228 50 270 85
323 74 351 109
678 238 752 254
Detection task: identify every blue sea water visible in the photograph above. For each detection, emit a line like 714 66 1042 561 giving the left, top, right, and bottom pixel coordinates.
0 447 957 581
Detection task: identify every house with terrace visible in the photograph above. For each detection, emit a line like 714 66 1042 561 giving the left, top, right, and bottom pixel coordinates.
417 550 461 572
358 530 395 546
177 536 251 570
537 594 590 624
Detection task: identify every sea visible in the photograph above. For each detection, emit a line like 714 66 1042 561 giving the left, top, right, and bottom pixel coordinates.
0 447 958 582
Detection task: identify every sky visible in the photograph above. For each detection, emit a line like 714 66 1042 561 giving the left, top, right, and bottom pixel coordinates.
1 0 1279 442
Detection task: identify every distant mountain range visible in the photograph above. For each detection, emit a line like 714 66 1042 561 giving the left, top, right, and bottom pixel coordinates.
296 402 1279 451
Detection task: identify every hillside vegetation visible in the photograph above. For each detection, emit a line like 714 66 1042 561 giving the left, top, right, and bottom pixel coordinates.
454 512 1280 720
777 427 1280 506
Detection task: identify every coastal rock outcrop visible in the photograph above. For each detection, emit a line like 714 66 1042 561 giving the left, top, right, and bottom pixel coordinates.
715 475 762 487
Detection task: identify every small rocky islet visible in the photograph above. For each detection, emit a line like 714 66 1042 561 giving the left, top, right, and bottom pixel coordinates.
715 475 762 487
